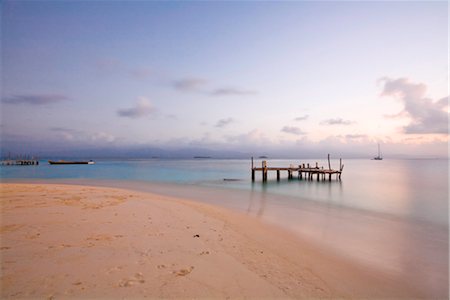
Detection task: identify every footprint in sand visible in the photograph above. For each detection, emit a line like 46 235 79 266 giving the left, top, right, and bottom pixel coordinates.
107 266 123 274
86 234 115 242
84 234 119 247
118 272 145 287
173 266 194 276
26 232 41 239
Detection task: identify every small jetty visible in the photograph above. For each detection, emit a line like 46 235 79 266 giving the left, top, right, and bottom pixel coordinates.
1 155 39 166
251 154 343 182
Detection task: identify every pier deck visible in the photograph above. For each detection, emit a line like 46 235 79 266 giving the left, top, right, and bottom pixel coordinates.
1 159 39 166
251 155 343 182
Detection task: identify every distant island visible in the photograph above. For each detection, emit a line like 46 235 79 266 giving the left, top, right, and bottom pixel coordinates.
193 156 211 159
258 156 268 159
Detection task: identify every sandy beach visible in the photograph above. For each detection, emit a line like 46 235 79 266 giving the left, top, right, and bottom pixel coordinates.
0 183 434 298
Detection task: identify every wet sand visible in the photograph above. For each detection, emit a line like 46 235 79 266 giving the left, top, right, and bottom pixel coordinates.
0 183 443 298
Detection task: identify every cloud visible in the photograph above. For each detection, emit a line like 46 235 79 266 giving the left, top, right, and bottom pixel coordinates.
49 127 80 141
281 126 306 135
224 129 273 146
117 97 156 119
173 78 207 92
380 77 449 134
294 115 309 121
3 94 68 105
215 118 234 128
172 77 257 97
50 127 79 133
49 127 116 143
90 132 116 143
210 87 257 96
345 134 367 139
321 118 354 125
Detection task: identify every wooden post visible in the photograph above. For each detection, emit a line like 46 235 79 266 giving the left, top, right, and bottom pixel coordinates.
315 162 318 168
251 157 254 169
252 169 255 181
262 161 267 182
339 158 342 171
262 161 265 181
328 154 331 170
277 170 280 181
316 172 320 181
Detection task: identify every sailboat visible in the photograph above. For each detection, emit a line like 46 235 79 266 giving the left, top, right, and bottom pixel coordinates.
373 143 383 160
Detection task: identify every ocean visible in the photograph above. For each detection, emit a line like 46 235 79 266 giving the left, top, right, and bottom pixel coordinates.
1 157 448 296
1 158 447 225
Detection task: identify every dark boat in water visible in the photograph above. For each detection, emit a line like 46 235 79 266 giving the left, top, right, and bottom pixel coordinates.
48 160 95 165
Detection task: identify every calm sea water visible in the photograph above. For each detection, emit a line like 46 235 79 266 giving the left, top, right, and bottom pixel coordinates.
1 158 448 296
1 158 448 226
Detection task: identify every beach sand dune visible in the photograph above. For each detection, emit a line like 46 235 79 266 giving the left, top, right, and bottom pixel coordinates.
1 183 424 298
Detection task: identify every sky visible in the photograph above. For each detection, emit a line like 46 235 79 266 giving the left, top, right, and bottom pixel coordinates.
1 1 448 158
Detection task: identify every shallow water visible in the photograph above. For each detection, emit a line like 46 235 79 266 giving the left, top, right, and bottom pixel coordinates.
2 158 447 225
1 158 448 297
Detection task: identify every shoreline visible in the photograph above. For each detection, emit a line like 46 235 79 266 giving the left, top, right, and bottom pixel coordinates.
1 182 447 298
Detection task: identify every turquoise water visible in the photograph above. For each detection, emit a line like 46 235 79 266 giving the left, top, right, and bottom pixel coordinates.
1 158 448 226
1 158 448 296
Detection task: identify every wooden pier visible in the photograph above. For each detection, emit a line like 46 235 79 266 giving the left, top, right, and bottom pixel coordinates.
251 154 343 182
1 154 39 166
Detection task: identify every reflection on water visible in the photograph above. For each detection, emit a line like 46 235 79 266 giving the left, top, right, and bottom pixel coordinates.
249 181 268 218
243 178 448 298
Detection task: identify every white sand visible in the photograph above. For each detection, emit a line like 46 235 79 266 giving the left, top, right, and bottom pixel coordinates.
1 183 426 298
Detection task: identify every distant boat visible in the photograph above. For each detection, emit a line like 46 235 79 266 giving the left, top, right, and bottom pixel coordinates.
373 144 383 160
48 160 95 165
